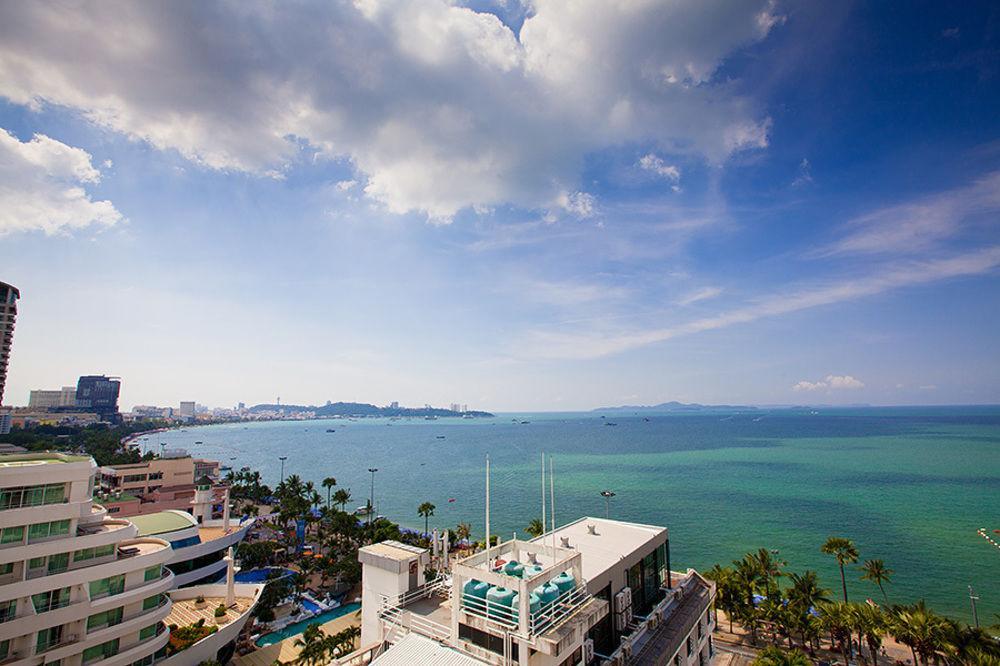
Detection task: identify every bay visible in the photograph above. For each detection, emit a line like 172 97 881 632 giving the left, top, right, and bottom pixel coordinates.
152 406 1000 622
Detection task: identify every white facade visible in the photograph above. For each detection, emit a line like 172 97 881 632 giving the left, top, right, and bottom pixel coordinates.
0 452 174 666
28 388 78 409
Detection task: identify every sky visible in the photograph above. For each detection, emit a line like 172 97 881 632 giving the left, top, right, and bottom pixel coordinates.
1 0 999 411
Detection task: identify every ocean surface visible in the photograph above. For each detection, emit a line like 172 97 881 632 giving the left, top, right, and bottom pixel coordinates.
152 407 1000 622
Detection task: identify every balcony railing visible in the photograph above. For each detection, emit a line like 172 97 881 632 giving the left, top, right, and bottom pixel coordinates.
36 633 78 653
459 582 593 636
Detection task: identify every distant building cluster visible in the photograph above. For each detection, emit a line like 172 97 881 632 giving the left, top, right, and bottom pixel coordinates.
8 374 122 429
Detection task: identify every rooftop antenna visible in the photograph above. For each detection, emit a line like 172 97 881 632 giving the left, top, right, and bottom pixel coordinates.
485 454 491 569
540 452 546 553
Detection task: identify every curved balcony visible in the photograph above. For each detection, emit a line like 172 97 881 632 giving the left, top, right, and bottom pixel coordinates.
0 519 136 566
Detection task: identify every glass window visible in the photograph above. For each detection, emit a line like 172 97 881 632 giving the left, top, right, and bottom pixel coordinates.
142 595 161 611
0 639 8 660
75 548 95 562
89 574 125 599
51 520 69 536
143 565 161 582
0 599 16 623
48 552 70 574
1 526 23 544
139 624 158 641
82 638 118 663
0 562 12 576
44 485 65 504
28 522 49 541
28 557 45 570
32 587 71 613
87 607 123 632
36 625 64 652
95 544 115 558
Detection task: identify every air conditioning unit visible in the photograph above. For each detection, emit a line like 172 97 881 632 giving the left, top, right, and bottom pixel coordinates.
583 638 595 663
614 609 627 631
622 643 633 659
647 613 659 629
614 590 627 614
622 586 633 610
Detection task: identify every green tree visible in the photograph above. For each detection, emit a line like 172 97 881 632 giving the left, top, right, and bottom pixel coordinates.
859 558 893 604
890 600 949 666
751 646 811 666
525 518 544 538
332 488 351 512
455 522 471 543
321 477 337 509
820 536 859 603
818 601 852 666
294 623 329 666
417 502 436 536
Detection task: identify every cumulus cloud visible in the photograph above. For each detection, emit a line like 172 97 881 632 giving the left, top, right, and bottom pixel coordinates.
0 129 122 236
639 154 681 181
0 0 778 221
792 375 863 392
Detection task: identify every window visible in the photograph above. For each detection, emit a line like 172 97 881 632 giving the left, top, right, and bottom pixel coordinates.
89 574 125 599
82 638 119 663
123 474 147 484
27 520 70 543
0 599 16 623
32 587 71 613
143 565 161 582
87 607 123 632
0 484 65 510
48 552 70 574
0 562 13 576
142 595 162 611
0 639 8 660
36 625 64 652
28 557 45 570
96 544 115 558
139 624 158 641
0 526 23 545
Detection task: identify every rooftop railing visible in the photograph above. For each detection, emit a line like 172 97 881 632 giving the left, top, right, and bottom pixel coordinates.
459 582 593 637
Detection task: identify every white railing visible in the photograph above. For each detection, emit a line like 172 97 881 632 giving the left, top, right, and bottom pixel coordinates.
380 604 450 643
459 583 593 637
379 576 449 610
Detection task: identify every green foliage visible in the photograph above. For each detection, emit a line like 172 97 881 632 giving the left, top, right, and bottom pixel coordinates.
525 518 544 538
237 541 280 569
0 420 171 466
752 646 811 666
214 604 227 618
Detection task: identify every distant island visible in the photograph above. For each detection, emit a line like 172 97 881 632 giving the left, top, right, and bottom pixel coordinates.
249 401 494 418
593 401 758 414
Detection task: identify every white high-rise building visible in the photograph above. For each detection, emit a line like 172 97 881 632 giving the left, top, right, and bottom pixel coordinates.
28 388 78 409
0 452 174 666
178 403 195 420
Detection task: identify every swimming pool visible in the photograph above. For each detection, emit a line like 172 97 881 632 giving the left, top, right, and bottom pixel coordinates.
255 603 362 646
300 599 322 614
234 567 294 583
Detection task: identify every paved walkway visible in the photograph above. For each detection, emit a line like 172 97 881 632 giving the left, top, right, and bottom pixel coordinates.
234 605 362 666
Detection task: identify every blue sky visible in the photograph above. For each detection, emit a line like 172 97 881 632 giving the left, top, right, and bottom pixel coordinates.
1 1 998 410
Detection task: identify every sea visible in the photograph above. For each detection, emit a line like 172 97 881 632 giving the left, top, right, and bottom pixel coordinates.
151 406 1000 623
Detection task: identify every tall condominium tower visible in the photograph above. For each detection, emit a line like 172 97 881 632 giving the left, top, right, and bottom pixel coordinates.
0 282 19 406
75 376 122 424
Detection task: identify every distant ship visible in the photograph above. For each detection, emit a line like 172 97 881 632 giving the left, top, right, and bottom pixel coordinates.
326 428 336 433
425 415 437 420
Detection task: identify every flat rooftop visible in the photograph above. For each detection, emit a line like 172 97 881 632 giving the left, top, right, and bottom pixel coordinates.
129 511 197 536
166 594 254 628
372 633 482 666
529 517 666 584
362 540 425 561
0 452 91 465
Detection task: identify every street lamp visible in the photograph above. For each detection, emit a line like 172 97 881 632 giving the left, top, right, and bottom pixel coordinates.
278 456 287 485
969 585 980 628
600 490 616 519
368 468 379 527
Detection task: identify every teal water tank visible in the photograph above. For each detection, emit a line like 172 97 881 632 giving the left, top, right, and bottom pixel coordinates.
486 586 516 621
552 571 575 596
462 579 490 612
503 561 525 578
511 591 541 620
522 564 544 579
533 582 560 608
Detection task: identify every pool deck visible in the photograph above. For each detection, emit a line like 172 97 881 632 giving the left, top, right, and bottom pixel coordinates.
167 595 255 627
233 605 362 666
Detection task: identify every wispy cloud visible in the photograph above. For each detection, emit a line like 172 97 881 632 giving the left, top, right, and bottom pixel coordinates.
515 245 1000 359
676 286 722 306
820 170 1000 256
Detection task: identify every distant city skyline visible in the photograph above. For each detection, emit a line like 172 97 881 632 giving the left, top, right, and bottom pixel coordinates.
1 2 999 410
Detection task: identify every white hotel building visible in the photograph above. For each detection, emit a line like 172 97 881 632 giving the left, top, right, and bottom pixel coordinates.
351 517 716 666
0 452 263 666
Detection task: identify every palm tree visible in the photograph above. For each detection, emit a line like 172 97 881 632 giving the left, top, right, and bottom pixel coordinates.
786 570 829 651
820 536 859 603
321 477 337 508
733 555 763 643
859 558 892 604
942 620 1000 664
853 603 888 666
455 522 471 543
417 502 436 536
818 601 852 666
294 623 329 666
332 488 351 512
752 646 811 666
752 548 784 600
525 518 544 538
890 600 948 666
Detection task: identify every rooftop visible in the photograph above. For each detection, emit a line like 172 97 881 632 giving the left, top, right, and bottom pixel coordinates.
129 510 197 536
362 540 426 561
372 633 483 666
529 516 666 583
0 451 91 465
166 594 255 628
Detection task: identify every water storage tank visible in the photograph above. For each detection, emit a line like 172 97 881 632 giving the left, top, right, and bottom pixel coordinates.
552 571 575 596
522 564 544 579
486 586 516 621
462 579 490 613
533 582 560 608
503 560 524 578
511 591 541 620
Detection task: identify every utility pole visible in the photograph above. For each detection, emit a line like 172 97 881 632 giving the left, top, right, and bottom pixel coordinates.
969 585 980 628
368 468 378 528
600 490 616 519
278 456 287 484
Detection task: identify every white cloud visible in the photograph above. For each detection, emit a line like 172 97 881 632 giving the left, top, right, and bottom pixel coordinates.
0 0 777 221
822 170 1000 256
335 179 358 192
514 244 1000 359
0 129 122 236
676 286 722 305
792 157 813 187
791 375 863 392
639 153 681 182
557 191 596 218
792 380 825 392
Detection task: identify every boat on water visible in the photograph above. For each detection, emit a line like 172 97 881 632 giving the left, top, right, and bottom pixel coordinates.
605 422 618 426
326 428 336 433
424 415 437 420
436 435 446 439
195 440 203 444
520 420 530 424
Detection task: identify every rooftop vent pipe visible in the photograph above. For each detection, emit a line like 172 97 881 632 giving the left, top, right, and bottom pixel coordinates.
587 524 597 535
560 536 571 548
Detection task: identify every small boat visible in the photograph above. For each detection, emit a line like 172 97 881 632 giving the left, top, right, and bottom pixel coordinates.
424 416 437 420
643 418 650 422
195 441 203 444
436 435 446 439
326 429 336 433
520 421 530 425
605 422 618 426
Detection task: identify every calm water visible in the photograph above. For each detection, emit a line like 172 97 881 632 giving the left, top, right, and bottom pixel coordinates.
153 407 1000 622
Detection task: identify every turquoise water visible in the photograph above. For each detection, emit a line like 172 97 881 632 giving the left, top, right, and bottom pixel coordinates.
256 603 362 646
157 407 1000 623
